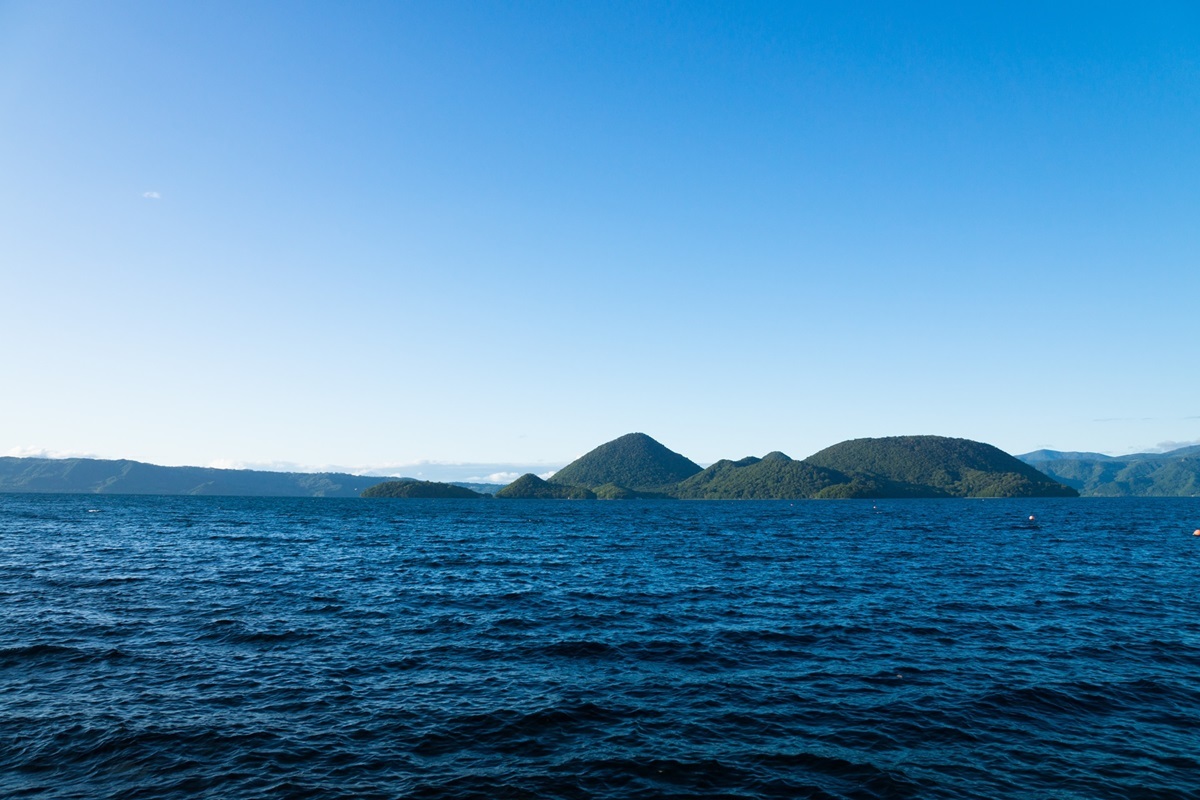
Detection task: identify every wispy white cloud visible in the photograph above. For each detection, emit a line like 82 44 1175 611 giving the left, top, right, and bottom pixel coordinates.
142 191 161 199
464 471 522 484
462 470 559 484
5 445 99 459
204 459 401 476
1094 416 1200 424
207 459 315 472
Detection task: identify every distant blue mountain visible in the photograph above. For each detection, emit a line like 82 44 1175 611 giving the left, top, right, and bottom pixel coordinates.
1017 446 1200 496
1019 449 1117 463
1020 445 1200 463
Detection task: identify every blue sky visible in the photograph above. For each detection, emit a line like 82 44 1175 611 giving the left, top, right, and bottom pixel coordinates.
2 1 1197 478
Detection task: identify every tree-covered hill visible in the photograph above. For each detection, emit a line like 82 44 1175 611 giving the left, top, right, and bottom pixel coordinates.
361 480 483 499
592 483 638 500
522 434 1077 500
674 453 851 499
548 433 703 491
590 483 673 499
1019 446 1200 496
495 474 596 499
805 436 1077 498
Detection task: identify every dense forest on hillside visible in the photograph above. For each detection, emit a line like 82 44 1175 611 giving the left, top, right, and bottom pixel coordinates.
361 480 483 499
806 436 1076 498
548 433 702 491
674 453 850 499
0 457 383 497
496 474 596 499
1021 448 1200 496
499 435 1075 500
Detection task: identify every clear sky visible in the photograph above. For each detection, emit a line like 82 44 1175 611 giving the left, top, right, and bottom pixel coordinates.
2 1 1198 478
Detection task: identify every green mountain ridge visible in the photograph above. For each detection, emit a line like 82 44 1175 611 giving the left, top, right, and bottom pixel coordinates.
1018 446 1200 496
0 456 389 497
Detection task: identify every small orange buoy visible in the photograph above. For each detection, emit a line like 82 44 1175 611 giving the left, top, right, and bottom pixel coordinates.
1193 529 1200 536
1029 515 1036 522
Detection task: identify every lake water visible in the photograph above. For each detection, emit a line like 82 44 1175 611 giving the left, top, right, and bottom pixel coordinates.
1 495 1197 799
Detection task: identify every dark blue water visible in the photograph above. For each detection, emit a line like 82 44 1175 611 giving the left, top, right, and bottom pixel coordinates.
2 495 1198 799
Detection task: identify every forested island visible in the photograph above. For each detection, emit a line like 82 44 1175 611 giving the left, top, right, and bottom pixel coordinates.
478 432 1078 500
361 480 484 499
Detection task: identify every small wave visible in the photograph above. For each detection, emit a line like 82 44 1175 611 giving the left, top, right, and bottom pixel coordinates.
535 639 618 659
487 616 537 630
341 609 390 620
714 628 820 647
412 702 637 758
968 680 1137 723
206 534 279 543
528 638 741 668
1067 639 1200 669
0 643 131 669
751 751 930 797
303 604 344 614
198 620 312 646
91 575 147 586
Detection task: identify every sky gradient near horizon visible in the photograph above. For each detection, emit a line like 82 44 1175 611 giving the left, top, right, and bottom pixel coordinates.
3 1 1198 477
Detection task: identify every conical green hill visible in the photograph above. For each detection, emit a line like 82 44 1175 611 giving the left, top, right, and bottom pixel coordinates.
804 435 1077 498
495 473 596 499
548 432 703 491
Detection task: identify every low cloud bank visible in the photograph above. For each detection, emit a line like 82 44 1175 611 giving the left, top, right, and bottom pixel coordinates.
1152 439 1200 453
4 446 100 459
205 459 563 484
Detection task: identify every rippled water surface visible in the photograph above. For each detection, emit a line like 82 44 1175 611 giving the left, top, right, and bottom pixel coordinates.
2 495 1198 799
